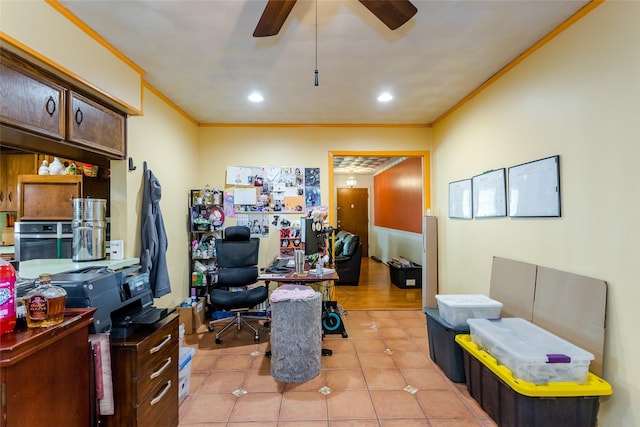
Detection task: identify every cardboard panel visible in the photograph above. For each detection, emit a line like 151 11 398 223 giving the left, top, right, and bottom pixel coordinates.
533 267 607 376
489 257 537 321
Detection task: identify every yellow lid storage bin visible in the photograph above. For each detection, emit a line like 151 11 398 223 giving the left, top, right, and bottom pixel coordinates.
455 334 611 427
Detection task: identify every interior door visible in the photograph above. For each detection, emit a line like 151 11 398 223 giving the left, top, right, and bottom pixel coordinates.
337 188 369 257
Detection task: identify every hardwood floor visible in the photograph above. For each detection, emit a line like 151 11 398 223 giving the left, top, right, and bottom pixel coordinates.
330 256 422 311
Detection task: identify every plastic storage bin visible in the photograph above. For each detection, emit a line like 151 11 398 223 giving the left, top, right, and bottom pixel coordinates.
435 294 503 328
424 307 469 382
455 334 611 427
467 318 594 384
388 260 422 289
178 347 196 405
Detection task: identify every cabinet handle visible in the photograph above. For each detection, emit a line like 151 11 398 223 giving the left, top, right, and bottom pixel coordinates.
149 334 172 354
0 191 3 202
150 356 172 380
7 191 12 203
45 96 57 116
149 380 172 406
75 108 83 125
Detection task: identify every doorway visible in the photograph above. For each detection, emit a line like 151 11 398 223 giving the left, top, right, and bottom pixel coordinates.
336 188 369 257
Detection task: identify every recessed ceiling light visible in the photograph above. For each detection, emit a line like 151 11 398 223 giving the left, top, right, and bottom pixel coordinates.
377 92 393 102
248 92 264 103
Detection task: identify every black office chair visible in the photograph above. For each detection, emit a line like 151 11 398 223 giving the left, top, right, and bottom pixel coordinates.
208 226 269 344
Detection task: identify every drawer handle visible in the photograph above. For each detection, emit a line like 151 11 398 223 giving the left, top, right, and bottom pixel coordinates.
45 96 56 116
149 334 172 354
75 108 83 125
150 356 172 380
150 380 172 407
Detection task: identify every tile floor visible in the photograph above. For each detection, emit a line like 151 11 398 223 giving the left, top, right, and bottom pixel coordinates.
178 309 497 426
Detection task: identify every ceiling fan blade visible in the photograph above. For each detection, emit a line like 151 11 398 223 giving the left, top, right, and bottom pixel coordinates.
253 0 298 37
358 0 417 30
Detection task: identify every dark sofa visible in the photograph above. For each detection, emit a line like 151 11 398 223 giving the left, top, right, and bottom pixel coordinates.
333 230 363 286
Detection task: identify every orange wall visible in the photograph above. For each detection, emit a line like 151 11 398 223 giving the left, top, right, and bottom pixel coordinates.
373 157 422 233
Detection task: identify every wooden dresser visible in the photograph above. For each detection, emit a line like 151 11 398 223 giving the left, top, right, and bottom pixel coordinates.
0 308 96 427
102 313 179 427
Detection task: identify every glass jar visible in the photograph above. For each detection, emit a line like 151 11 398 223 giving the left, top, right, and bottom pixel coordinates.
24 273 67 328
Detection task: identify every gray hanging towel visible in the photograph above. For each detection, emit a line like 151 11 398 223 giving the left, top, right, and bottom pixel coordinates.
139 168 171 297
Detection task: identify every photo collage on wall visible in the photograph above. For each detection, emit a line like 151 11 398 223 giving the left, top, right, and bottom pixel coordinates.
224 166 323 238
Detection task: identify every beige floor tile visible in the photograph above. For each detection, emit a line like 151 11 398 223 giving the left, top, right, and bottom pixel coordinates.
369 390 426 419
198 370 246 394
352 338 388 353
179 393 236 423
330 420 380 427
415 389 475 419
324 368 367 390
362 368 408 390
400 368 453 390
178 309 493 427
279 391 328 421
243 369 284 393
358 352 397 369
327 390 377 420
228 392 282 422
391 350 432 369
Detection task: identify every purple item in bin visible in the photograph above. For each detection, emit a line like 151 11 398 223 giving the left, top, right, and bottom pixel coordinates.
547 354 571 363
467 317 594 384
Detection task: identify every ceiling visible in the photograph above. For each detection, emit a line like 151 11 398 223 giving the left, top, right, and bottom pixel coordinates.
58 0 590 127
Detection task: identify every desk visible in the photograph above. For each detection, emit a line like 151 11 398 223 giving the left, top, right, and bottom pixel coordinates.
260 266 347 343
259 267 338 284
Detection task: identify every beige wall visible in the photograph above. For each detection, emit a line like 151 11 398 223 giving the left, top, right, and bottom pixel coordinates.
431 2 640 425
5 1 639 425
196 126 431 267
0 1 142 113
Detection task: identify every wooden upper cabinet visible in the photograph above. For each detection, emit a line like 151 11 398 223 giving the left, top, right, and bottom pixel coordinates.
0 54 66 140
0 154 38 211
68 91 125 158
17 175 82 220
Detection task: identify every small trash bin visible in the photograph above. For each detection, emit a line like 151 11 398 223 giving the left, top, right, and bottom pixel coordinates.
269 285 322 383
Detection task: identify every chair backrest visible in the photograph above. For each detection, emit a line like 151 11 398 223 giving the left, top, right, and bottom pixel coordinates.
215 226 260 286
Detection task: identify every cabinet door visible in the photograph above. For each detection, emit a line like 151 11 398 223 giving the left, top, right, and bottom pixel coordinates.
68 91 125 158
0 154 37 211
17 175 82 220
0 54 66 140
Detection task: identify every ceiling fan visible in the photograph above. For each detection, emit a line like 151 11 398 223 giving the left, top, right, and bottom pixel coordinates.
253 0 418 37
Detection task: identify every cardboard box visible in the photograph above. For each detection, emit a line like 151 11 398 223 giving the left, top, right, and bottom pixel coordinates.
177 297 206 334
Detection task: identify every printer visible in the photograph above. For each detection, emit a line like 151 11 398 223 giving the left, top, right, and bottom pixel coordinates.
50 265 171 338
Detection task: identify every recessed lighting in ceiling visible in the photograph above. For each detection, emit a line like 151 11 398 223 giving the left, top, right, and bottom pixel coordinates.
248 92 264 103
377 92 393 102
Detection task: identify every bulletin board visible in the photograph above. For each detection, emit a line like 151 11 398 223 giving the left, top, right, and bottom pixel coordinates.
508 155 561 217
472 169 506 218
448 179 472 219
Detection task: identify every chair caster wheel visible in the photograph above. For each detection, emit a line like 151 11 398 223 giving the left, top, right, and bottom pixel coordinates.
254 335 260 342
263 321 270 328
215 338 222 344
208 324 215 333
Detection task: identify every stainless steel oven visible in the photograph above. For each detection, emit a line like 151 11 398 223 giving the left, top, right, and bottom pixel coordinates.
14 221 74 262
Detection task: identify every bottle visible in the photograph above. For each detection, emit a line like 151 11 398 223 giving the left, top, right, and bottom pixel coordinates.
0 259 17 334
24 273 67 328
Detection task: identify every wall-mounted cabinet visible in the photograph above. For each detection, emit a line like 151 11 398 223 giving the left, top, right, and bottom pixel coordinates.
0 153 38 211
68 91 125 158
0 48 126 164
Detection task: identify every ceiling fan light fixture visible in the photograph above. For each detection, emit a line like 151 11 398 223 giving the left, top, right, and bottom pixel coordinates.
248 92 264 103
377 92 393 102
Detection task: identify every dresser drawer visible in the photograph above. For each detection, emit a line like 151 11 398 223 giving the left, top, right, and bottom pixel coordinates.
136 343 177 403
136 365 179 427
